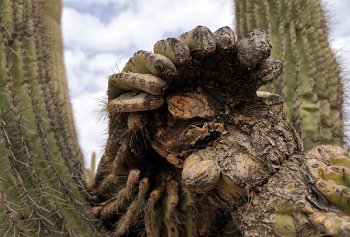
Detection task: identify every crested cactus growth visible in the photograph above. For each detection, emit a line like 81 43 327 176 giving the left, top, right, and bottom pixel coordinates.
92 26 304 236
95 24 350 236
234 0 344 150
0 0 105 235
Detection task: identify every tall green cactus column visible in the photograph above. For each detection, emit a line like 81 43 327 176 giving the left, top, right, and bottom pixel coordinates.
234 0 344 150
0 0 105 235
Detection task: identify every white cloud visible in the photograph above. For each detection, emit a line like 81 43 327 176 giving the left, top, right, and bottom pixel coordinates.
332 35 350 72
326 1 350 132
62 0 233 53
323 0 350 36
64 0 129 4
71 90 108 168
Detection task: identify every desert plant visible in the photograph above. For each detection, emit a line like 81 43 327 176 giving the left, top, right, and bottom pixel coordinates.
234 0 344 150
0 0 105 235
0 0 347 236
92 25 350 236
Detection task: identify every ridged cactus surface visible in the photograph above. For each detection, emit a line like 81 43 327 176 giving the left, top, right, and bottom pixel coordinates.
234 0 344 150
0 0 105 235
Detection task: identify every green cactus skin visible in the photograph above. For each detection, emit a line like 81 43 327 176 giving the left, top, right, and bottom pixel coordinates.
234 0 344 151
0 0 106 235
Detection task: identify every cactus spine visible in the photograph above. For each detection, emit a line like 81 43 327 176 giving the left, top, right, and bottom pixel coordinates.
234 0 344 150
0 0 105 235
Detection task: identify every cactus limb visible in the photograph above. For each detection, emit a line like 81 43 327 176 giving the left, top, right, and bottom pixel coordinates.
108 72 168 99
94 139 130 199
183 207 198 237
122 50 177 80
235 28 272 69
145 203 163 237
108 92 164 113
182 152 221 193
163 176 179 220
178 186 197 211
153 37 191 66
97 169 140 219
0 3 102 232
213 26 237 50
177 26 216 59
114 177 150 237
144 180 165 237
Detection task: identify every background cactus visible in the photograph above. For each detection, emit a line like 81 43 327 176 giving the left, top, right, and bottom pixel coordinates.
0 0 105 235
234 0 344 150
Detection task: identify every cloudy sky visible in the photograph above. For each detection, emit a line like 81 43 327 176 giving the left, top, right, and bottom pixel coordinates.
61 0 350 168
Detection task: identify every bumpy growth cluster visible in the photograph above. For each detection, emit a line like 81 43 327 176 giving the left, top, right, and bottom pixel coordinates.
91 25 349 236
236 145 350 236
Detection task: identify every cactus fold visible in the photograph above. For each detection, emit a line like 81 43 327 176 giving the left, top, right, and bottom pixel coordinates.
234 0 344 150
0 0 105 235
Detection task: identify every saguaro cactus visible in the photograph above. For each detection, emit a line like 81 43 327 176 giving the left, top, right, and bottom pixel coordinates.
0 0 105 235
1 0 347 236
234 0 344 150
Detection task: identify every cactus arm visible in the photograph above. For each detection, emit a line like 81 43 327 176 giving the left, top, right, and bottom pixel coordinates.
234 0 344 150
0 0 107 235
41 0 80 149
31 0 87 191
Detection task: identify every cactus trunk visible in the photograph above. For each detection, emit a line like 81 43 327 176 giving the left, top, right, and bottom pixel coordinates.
0 0 105 235
234 0 344 150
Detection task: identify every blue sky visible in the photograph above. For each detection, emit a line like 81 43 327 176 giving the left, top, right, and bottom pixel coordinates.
61 0 350 168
